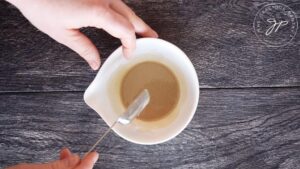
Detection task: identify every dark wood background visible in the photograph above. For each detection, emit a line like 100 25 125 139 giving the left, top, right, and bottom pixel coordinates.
1 0 300 169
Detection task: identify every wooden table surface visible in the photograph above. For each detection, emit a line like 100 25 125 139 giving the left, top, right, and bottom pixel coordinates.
1 0 300 169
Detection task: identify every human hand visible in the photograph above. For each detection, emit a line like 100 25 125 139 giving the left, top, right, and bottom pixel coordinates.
7 0 158 70
6 148 99 169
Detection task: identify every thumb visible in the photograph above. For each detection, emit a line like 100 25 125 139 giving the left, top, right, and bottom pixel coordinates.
74 152 99 169
55 30 101 70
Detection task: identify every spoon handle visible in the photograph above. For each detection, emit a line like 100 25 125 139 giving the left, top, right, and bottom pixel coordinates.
84 89 150 157
85 121 118 156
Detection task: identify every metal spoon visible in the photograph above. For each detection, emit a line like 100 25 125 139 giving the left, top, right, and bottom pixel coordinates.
85 89 150 155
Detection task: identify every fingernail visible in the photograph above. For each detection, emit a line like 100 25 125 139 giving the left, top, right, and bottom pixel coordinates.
92 152 99 164
153 31 159 38
66 148 72 154
63 147 71 153
90 61 99 70
123 47 132 59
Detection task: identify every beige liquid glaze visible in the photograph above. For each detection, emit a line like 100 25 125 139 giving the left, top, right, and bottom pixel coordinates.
120 61 180 122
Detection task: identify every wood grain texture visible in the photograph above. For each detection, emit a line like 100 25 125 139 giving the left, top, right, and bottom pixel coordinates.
0 88 299 169
1 0 300 92
1 0 300 169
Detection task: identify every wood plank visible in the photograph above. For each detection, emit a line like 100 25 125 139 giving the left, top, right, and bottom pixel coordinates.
1 1 300 92
0 88 299 169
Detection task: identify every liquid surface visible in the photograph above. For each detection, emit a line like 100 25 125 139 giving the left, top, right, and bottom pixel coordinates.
121 61 180 121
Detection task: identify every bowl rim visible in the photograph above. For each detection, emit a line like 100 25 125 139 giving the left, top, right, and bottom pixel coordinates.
84 38 200 145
